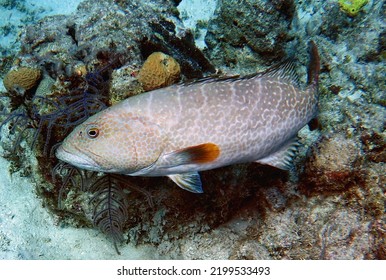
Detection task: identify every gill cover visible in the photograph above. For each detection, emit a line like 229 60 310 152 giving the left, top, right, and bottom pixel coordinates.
70 111 166 174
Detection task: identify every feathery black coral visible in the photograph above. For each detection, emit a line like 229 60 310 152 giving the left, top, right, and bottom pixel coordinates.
53 162 155 254
89 175 129 255
53 163 129 254
0 71 108 156
0 51 123 156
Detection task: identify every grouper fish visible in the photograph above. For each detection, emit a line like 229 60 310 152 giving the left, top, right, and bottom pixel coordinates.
56 42 320 193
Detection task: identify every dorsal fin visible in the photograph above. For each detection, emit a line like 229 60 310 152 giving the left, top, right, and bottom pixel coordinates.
174 55 302 88
182 74 240 86
255 59 300 86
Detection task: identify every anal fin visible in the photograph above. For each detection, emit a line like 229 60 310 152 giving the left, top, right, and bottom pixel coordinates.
256 138 300 170
168 172 203 193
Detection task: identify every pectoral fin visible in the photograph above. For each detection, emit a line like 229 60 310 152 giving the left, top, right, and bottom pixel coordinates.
168 172 203 193
163 143 220 167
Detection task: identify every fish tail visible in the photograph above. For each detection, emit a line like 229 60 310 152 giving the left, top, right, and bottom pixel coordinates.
307 41 320 93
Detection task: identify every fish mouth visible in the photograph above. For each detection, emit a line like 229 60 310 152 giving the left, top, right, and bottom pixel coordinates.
55 145 101 171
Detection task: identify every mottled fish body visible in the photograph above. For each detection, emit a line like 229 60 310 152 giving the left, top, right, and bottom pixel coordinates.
56 43 320 193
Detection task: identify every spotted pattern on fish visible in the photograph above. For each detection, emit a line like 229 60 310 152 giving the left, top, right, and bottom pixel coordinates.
56 42 320 193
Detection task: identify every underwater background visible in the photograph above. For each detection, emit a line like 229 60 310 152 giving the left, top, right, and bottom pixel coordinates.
0 0 385 259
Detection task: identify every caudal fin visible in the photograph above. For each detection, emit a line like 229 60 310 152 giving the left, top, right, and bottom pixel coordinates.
307 41 320 88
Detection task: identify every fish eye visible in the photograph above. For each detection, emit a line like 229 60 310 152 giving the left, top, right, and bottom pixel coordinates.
87 127 99 138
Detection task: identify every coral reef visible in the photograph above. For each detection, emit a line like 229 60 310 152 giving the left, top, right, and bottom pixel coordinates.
0 0 385 259
52 163 141 255
338 0 369 17
0 51 120 159
138 52 181 91
3 67 41 93
205 0 295 74
18 0 214 81
1 0 215 256
300 133 363 194
176 0 218 49
109 65 144 104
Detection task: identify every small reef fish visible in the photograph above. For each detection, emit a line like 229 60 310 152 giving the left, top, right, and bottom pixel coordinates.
56 42 320 193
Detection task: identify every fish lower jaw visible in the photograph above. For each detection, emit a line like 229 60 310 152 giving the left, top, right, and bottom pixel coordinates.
56 146 101 171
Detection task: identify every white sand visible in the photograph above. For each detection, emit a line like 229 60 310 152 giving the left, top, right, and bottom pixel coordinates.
0 0 83 50
0 155 156 259
177 0 218 49
25 0 84 17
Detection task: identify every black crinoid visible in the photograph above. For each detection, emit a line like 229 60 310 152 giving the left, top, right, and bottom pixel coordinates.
1 52 123 156
0 51 148 253
52 162 153 255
